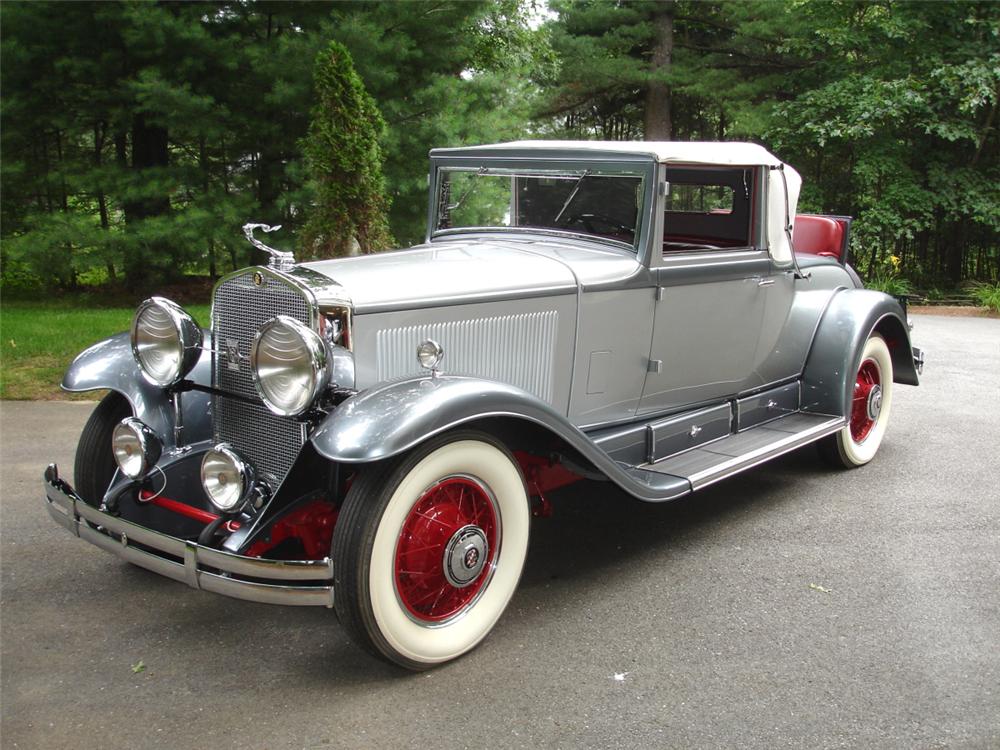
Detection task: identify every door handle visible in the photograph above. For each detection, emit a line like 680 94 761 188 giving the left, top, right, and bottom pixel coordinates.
757 278 776 287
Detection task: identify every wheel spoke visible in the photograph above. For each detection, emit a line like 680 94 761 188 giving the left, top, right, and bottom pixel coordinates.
394 475 499 622
397 542 443 557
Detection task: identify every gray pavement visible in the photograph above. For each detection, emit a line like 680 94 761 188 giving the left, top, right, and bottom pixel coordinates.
2 313 998 749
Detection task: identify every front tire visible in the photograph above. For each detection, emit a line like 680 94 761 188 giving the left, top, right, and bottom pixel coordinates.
818 334 894 468
332 430 530 670
74 391 132 505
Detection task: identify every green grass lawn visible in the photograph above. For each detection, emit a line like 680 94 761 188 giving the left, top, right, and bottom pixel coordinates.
1 300 211 400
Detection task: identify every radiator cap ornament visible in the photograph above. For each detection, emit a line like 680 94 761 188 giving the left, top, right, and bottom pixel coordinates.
243 223 295 271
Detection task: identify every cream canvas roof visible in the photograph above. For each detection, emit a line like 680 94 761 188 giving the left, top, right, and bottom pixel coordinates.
453 140 786 167
435 139 802 263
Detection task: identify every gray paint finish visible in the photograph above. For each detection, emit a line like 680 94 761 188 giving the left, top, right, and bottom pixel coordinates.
351 294 576 411
640 274 765 412
569 288 655 425
801 289 918 418
299 240 578 313
736 381 800 430
647 403 732 462
309 374 691 503
60 331 213 448
753 281 841 386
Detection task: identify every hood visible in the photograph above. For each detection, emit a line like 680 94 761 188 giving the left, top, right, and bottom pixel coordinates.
299 239 581 313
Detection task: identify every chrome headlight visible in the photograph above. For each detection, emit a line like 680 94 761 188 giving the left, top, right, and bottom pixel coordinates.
201 444 253 513
251 315 329 416
112 418 162 480
131 297 203 387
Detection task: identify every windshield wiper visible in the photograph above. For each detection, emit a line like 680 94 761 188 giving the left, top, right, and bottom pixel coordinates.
446 167 488 212
553 170 591 225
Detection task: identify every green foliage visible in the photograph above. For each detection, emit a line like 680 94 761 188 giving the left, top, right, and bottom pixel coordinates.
0 299 210 399
1 1 544 287
301 42 392 257
538 0 1000 285
970 282 1000 312
864 252 913 297
2 0 996 293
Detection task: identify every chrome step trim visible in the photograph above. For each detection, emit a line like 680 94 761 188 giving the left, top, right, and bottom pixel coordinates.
638 412 844 490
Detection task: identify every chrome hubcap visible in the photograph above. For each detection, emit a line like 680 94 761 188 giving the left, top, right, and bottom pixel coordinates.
867 384 883 421
442 525 489 588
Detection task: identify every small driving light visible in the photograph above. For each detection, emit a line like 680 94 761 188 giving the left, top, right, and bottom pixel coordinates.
416 339 444 371
201 444 253 513
112 418 162 480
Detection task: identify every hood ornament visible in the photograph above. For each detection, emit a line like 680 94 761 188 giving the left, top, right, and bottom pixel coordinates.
243 223 295 271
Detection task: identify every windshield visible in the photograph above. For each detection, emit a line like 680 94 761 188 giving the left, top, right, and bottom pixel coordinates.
434 168 644 250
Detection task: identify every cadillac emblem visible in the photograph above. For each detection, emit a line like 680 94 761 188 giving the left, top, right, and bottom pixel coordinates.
252 271 264 287
225 338 241 372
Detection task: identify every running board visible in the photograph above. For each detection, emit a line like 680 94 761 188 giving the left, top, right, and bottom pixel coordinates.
637 412 844 490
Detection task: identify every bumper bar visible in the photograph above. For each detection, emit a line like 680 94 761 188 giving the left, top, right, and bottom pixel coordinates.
43 464 334 607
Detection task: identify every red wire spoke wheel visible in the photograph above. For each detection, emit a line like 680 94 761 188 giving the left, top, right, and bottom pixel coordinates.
332 431 529 670
394 477 499 622
849 359 882 443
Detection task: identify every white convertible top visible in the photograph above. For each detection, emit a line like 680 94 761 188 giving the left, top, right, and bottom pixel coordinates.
456 140 786 167
437 140 802 263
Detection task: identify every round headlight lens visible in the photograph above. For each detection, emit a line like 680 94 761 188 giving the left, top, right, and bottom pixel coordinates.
201 444 250 512
131 297 203 387
112 418 162 480
251 315 328 416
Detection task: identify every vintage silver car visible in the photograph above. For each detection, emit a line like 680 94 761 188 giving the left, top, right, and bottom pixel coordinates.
44 140 923 669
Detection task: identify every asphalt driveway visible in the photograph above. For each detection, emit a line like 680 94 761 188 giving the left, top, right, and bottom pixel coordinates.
2 313 998 749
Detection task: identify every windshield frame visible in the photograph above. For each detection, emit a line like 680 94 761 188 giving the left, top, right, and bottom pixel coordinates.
427 155 657 261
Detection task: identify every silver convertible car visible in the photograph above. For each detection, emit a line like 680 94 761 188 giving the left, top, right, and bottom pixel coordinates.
44 141 923 669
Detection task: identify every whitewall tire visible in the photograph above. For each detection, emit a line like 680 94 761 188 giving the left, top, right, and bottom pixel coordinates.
332 430 530 670
819 334 894 468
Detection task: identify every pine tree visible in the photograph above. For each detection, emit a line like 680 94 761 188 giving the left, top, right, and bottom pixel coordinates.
300 42 393 258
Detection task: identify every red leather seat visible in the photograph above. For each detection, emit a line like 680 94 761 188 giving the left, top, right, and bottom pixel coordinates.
793 214 844 260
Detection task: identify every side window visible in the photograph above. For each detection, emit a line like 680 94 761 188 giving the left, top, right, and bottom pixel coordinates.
663 167 755 251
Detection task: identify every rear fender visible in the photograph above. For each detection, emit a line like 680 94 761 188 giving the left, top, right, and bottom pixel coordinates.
801 289 919 418
62 331 212 447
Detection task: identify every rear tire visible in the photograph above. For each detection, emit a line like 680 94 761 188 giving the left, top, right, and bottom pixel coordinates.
332 430 530 670
818 334 894 468
74 391 132 505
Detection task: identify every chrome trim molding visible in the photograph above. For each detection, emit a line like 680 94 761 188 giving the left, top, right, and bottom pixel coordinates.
43 464 333 608
640 413 845 490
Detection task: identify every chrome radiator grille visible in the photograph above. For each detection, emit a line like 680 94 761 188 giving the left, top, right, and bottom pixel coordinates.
211 269 313 488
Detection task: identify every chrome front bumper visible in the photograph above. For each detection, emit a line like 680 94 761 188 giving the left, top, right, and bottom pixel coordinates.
43 464 334 607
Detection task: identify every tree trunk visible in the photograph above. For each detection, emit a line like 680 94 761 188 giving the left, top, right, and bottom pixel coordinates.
644 2 674 141
946 219 966 284
94 122 116 282
123 113 171 289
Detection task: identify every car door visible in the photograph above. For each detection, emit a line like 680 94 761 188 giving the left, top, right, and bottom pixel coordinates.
638 166 771 415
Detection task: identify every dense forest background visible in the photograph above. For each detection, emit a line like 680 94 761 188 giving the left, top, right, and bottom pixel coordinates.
1 0 997 296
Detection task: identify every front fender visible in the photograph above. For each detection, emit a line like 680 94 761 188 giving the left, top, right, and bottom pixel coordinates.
312 375 579 463
801 289 919 418
62 331 212 447
310 375 691 503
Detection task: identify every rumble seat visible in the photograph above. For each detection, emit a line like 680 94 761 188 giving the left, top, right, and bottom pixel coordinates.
792 214 846 260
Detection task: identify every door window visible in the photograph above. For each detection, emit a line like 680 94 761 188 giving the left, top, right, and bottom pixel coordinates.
663 167 755 252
